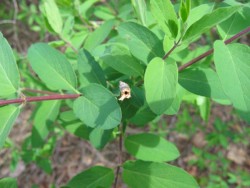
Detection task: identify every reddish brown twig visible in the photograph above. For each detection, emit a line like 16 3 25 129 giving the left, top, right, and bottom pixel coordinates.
0 94 81 106
163 38 181 60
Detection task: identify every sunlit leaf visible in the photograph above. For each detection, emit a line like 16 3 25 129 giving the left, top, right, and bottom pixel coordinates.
0 177 17 188
183 5 241 41
78 49 106 87
151 0 178 38
217 6 250 40
214 41 250 122
73 84 121 130
131 0 147 26
179 67 228 100
0 32 20 97
28 43 78 93
145 57 178 114
89 127 113 149
43 0 63 34
100 43 144 76
67 166 114 188
31 100 61 147
0 106 20 148
125 133 179 162
118 22 164 64
122 160 199 188
84 19 115 52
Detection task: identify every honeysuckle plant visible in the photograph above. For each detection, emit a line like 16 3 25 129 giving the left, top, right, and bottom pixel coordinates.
0 0 249 187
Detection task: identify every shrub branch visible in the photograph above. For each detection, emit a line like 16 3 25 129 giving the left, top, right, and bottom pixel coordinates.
162 38 181 60
1 28 249 106
178 26 250 71
113 124 123 188
0 94 81 106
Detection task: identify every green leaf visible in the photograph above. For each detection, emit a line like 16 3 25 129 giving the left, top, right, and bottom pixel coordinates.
217 6 250 40
179 0 191 23
61 15 75 40
129 103 157 126
89 127 113 149
94 6 115 21
118 22 164 64
73 84 121 130
28 43 78 93
150 0 178 38
100 43 144 77
0 32 20 97
36 158 52 174
145 57 178 114
78 49 106 87
70 31 88 49
214 41 250 122
0 177 17 188
122 160 200 188
164 84 184 115
59 110 91 140
125 133 179 162
186 3 214 28
76 0 99 19
179 67 228 100
131 0 147 26
197 96 211 122
183 5 241 41
163 35 175 53
31 100 61 147
179 1 188 23
43 0 63 34
67 166 114 188
0 105 20 148
171 45 211 64
84 19 115 52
